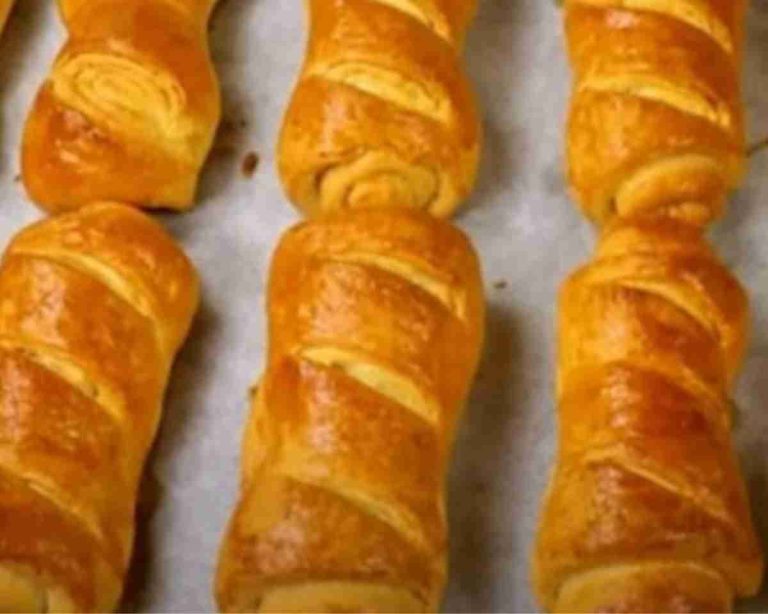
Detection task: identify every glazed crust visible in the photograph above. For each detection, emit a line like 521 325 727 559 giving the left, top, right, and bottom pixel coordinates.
535 219 762 613
533 1 763 611
564 0 746 225
277 0 482 219
219 2 485 610
0 203 199 612
215 209 485 613
21 0 221 213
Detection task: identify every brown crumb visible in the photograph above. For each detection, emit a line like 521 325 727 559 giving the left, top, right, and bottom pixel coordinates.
241 151 260 178
13 174 20 183
493 280 508 290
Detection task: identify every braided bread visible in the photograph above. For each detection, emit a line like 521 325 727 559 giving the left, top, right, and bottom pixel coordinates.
277 0 482 219
533 1 763 611
215 209 484 613
0 203 199 612
21 0 221 213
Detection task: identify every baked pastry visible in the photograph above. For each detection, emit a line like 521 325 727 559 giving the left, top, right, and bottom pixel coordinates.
0 202 199 612
215 209 485 613
219 2 486 610
21 0 221 213
564 0 745 225
533 1 763 611
277 0 482 219
535 217 762 612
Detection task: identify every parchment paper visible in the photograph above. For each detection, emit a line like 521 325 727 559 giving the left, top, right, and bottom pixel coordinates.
1 1 768 612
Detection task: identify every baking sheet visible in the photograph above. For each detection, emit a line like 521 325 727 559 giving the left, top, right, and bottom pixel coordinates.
1 0 768 612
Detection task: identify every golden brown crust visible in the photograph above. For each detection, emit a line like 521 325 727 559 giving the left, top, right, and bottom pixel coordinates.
277 0 481 219
534 219 763 612
564 0 745 224
215 209 485 613
8 201 199 355
21 0 220 213
535 1 762 609
0 203 199 612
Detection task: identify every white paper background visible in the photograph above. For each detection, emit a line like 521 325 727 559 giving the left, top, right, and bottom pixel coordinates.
1 1 768 612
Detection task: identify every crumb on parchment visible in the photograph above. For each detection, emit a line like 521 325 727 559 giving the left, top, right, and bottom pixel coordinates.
241 151 260 178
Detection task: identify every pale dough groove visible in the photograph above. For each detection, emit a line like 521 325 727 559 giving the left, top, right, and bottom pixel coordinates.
309 62 452 125
299 346 441 427
575 274 736 408
0 457 106 547
13 248 167 357
581 268 728 348
277 467 432 553
13 249 154 323
578 76 733 132
582 449 734 526
328 251 466 321
560 357 729 432
0 337 127 429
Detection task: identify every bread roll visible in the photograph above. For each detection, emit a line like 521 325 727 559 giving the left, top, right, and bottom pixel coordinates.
22 0 221 213
533 1 763 611
0 202 199 612
565 0 745 225
277 0 482 219
215 208 485 613
535 217 762 613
